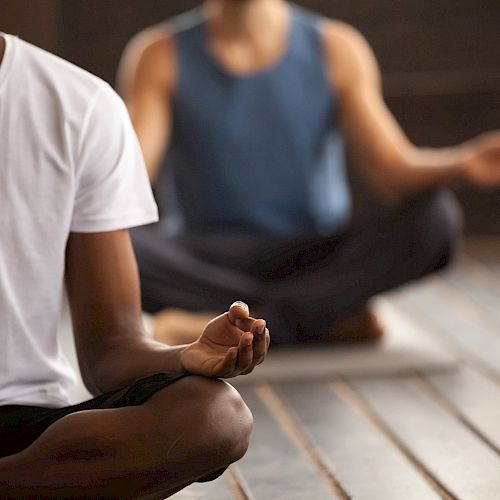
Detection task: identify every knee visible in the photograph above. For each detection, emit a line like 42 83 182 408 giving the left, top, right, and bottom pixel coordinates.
409 190 464 272
185 377 253 466
153 376 253 473
219 384 254 463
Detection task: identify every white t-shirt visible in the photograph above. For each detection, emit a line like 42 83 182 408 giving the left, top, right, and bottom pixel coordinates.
0 34 159 407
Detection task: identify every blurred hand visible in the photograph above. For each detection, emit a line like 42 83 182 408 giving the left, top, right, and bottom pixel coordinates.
180 301 270 378
463 131 500 188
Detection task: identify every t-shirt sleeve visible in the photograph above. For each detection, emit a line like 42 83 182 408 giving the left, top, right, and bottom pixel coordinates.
70 83 159 233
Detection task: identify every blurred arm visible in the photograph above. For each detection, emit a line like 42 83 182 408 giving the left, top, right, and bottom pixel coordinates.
321 21 478 203
117 27 176 184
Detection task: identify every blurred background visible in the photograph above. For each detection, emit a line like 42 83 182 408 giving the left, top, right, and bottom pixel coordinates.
3 0 499 232
3 4 500 497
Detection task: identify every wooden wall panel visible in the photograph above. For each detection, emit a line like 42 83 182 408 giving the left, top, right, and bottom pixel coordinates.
301 0 500 72
2 0 499 232
53 0 500 86
59 0 202 85
1 0 62 54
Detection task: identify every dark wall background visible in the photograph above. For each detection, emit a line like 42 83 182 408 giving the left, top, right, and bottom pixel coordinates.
3 0 500 233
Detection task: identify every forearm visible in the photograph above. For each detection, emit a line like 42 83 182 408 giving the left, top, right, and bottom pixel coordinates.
83 334 188 395
370 143 472 202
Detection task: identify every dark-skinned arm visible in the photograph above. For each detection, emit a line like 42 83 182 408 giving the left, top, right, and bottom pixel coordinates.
65 230 186 394
65 230 269 395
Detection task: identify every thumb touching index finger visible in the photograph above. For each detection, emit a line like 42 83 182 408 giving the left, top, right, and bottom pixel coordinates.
228 301 250 324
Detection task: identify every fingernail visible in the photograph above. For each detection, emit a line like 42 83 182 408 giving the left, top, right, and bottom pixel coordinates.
245 337 253 346
233 301 249 311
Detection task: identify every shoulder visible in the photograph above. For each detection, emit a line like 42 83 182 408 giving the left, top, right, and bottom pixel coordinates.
319 20 381 93
120 8 204 88
320 19 369 52
124 23 176 68
119 8 205 93
119 23 176 93
17 37 107 101
13 37 121 131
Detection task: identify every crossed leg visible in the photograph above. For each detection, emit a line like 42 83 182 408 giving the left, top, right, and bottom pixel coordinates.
134 190 463 344
0 376 252 499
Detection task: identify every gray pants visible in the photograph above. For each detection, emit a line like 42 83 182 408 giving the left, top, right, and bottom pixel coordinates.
132 191 463 343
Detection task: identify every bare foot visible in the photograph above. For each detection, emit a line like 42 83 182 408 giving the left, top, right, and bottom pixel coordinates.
309 307 385 344
153 308 219 346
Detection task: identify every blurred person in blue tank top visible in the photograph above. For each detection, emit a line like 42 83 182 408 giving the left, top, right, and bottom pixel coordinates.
119 0 500 345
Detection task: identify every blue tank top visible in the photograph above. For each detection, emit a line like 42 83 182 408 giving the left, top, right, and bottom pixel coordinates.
158 5 351 236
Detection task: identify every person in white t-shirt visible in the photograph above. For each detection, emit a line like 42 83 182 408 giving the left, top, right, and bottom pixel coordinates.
0 33 269 497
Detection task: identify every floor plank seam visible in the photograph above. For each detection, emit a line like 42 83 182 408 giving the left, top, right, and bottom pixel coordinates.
388 299 467 360
461 360 500 390
434 275 500 339
333 378 456 500
444 257 500 332
410 375 500 457
226 466 253 500
394 299 500 385
255 383 350 499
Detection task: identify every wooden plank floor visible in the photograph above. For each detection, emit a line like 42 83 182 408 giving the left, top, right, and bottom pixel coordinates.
174 238 500 500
